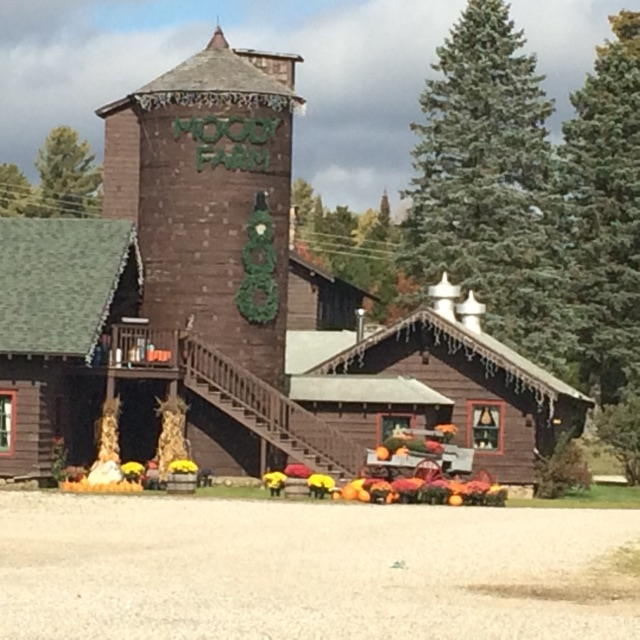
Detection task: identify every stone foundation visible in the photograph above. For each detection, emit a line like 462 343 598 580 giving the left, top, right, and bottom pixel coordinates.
0 478 40 491
210 476 263 488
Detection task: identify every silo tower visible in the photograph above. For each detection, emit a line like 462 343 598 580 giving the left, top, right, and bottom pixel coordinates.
98 27 304 389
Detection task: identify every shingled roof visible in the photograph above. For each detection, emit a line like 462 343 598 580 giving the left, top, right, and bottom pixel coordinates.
0 219 139 360
307 307 593 405
134 27 301 100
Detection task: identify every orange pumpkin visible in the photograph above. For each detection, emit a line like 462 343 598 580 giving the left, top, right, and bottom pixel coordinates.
396 446 410 457
341 485 358 501
332 491 342 500
358 490 371 503
449 495 463 507
385 493 395 504
375 446 390 461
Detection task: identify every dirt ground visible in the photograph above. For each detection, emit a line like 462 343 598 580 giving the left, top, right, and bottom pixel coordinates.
1 492 639 640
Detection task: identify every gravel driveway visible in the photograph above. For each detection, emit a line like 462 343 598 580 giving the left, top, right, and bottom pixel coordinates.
1 492 639 640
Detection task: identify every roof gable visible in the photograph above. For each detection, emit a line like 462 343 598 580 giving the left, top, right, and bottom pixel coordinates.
0 219 139 360
307 308 593 405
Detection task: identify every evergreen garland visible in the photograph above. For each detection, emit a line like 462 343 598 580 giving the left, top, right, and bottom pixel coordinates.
236 202 279 323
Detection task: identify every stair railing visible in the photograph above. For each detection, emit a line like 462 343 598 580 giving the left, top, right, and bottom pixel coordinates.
183 333 363 476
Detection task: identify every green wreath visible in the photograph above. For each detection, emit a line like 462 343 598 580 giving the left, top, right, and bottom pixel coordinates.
247 209 274 243
236 274 279 323
242 240 276 275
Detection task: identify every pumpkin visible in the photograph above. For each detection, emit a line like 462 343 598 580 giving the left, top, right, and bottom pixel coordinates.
396 446 410 457
449 495 463 507
358 490 371 503
341 485 358 501
332 490 342 500
375 446 390 461
385 493 395 504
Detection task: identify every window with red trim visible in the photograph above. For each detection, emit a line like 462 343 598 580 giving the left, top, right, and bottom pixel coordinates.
467 401 504 453
377 413 415 444
0 392 15 453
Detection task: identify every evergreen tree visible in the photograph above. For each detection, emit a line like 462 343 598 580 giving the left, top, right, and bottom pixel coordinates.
0 163 32 217
34 126 102 218
560 11 640 403
379 190 391 227
400 0 576 373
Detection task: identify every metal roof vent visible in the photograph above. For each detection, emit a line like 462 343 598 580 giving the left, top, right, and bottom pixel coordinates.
428 272 460 322
456 290 486 334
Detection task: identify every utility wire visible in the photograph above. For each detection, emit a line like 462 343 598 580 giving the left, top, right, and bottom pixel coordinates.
300 239 397 258
297 227 402 248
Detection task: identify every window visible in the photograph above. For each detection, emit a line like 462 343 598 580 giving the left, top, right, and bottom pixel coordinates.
468 401 503 453
0 393 15 453
378 414 415 444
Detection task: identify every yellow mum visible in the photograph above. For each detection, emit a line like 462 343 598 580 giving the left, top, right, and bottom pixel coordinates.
307 474 335 490
263 471 287 489
168 459 199 474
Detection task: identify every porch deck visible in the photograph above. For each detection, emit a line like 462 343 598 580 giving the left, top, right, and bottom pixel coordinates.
89 324 183 380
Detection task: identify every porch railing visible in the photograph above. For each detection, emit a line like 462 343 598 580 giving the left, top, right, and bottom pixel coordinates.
108 324 180 369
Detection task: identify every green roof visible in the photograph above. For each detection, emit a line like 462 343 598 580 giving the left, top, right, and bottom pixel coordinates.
0 219 138 360
289 375 454 405
286 330 358 374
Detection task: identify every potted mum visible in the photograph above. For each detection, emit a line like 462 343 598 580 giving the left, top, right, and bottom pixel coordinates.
263 471 287 497
307 473 335 499
435 423 457 444
121 461 145 484
166 459 199 495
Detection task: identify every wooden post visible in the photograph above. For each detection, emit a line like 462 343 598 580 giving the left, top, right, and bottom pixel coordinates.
106 372 115 400
260 438 267 477
168 379 178 397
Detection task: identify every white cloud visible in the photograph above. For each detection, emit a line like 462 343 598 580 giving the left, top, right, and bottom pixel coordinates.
0 0 625 212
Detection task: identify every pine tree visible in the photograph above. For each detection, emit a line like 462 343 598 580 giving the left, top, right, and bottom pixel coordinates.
34 126 102 218
379 190 391 227
0 163 32 217
560 11 640 404
400 0 576 373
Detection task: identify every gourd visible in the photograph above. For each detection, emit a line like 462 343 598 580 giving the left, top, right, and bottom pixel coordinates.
449 495 463 506
375 446 390 461
358 490 371 503
341 485 358 501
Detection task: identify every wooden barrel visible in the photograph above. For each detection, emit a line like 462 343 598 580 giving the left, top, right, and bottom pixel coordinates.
284 478 309 499
166 473 197 495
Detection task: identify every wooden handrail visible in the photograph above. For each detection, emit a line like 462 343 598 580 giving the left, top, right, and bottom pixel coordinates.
184 333 363 476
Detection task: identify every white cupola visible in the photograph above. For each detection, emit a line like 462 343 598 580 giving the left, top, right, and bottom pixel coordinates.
428 272 461 322
456 290 486 334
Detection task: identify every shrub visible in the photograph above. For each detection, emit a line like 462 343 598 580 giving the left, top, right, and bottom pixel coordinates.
535 432 591 498
596 393 640 486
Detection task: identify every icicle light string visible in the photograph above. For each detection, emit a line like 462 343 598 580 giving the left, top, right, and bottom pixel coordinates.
134 91 303 114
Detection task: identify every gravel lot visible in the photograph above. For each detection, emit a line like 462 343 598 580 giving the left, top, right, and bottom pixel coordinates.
1 492 639 640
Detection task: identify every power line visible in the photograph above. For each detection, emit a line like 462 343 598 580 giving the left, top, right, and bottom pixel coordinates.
301 239 397 258
297 227 402 248
302 246 394 263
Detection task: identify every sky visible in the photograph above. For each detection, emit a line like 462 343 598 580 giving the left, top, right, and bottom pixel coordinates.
0 0 633 215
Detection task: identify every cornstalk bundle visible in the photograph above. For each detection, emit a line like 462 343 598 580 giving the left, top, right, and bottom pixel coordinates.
94 398 121 464
155 396 188 481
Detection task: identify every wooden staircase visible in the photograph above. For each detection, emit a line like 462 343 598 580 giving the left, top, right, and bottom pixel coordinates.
183 334 363 477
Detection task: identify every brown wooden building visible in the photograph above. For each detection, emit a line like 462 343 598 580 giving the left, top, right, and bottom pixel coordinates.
287 253 375 331
0 27 592 489
294 306 593 485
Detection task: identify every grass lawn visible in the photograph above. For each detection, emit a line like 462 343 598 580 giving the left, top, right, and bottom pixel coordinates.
192 483 640 509
509 484 640 509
